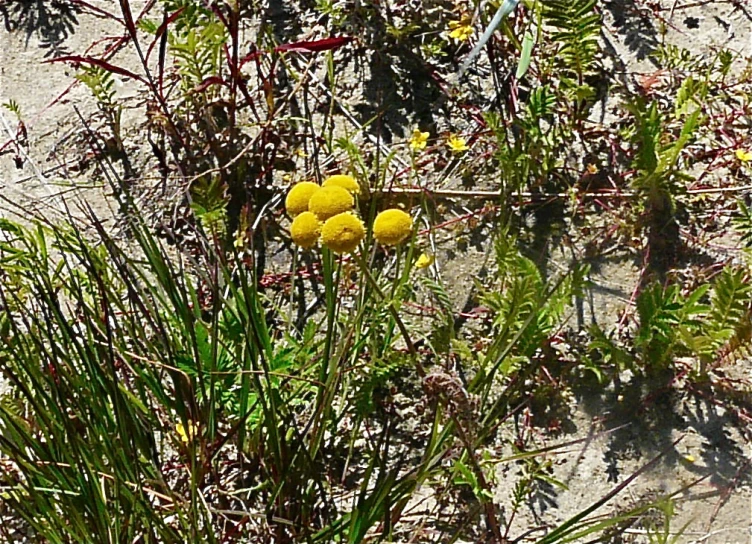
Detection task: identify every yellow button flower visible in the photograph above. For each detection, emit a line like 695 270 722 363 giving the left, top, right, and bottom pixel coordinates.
373 209 413 246
323 174 361 195
285 181 320 217
409 128 429 151
447 134 469 153
290 211 321 249
321 212 365 254
308 185 355 221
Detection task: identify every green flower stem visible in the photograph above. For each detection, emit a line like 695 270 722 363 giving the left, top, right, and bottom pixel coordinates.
355 252 426 378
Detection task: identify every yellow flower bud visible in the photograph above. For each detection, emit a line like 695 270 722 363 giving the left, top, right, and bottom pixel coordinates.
285 182 320 217
176 421 197 445
414 253 435 269
323 174 361 195
290 211 321 249
309 185 354 221
321 212 365 254
373 209 413 246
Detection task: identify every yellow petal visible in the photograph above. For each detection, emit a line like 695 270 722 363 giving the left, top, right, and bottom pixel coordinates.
448 19 473 42
447 135 469 153
735 148 752 162
176 421 197 445
415 253 435 269
409 129 429 151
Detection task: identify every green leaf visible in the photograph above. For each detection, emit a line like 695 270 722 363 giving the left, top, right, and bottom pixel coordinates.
515 30 536 79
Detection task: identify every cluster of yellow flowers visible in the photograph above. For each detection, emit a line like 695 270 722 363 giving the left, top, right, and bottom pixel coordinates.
285 175 413 254
408 128 470 154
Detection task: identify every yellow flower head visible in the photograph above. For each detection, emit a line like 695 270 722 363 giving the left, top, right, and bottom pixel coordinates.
176 421 197 445
409 128 429 151
290 211 321 249
735 148 752 162
323 174 361 195
373 209 413 246
448 18 473 42
447 134 469 153
414 253 435 269
309 185 355 221
321 212 365 254
285 181 320 217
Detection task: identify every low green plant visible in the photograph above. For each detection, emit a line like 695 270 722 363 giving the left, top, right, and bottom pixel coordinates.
644 497 690 544
588 264 752 381
623 95 702 274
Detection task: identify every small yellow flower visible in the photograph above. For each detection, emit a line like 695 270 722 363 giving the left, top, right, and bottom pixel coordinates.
409 128 430 151
683 454 696 464
290 211 321 249
735 148 752 162
414 253 435 269
308 185 355 221
321 212 365 254
285 181 320 217
586 163 599 175
323 174 361 195
176 421 197 445
447 134 469 153
233 229 246 249
448 18 473 42
373 209 413 246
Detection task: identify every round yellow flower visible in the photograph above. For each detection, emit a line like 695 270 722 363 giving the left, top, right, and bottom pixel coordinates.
308 185 354 221
290 212 321 249
373 209 413 246
321 213 365 254
323 174 361 195
285 182 320 217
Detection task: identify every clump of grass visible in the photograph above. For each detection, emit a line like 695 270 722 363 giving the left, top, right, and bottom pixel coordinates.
0 191 678 542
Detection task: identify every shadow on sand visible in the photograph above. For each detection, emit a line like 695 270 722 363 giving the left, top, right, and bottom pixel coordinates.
1 0 79 57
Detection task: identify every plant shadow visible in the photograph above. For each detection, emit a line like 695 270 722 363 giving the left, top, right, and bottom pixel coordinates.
602 0 661 64
575 378 750 496
0 0 79 58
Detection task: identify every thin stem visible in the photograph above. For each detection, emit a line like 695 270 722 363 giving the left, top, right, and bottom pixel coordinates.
355 252 426 378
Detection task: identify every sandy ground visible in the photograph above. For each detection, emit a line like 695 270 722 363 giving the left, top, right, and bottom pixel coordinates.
0 1 750 542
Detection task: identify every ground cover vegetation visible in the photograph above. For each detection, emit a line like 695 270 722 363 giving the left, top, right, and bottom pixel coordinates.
0 0 751 542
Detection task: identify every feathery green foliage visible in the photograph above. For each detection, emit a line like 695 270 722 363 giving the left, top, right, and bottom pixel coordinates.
542 0 601 85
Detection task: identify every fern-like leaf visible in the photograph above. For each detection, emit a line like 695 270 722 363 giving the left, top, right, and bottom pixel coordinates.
706 266 752 352
542 0 601 81
418 276 453 318
732 200 752 248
